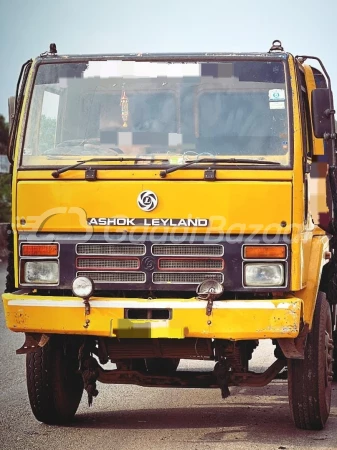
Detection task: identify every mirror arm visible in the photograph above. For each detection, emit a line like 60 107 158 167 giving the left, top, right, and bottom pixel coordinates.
296 55 336 162
324 108 336 118
7 59 32 165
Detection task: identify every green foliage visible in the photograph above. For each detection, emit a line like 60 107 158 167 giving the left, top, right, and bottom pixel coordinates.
0 115 10 221
0 114 9 155
0 174 11 222
39 115 57 152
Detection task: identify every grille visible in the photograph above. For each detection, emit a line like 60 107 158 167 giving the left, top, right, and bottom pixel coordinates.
77 271 146 283
159 259 223 270
152 244 223 257
77 244 145 256
152 272 224 284
77 258 139 269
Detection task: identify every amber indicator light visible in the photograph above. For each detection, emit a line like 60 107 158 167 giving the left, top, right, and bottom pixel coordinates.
244 245 286 259
21 244 59 257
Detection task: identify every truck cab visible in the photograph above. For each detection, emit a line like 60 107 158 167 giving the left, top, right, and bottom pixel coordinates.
3 40 337 430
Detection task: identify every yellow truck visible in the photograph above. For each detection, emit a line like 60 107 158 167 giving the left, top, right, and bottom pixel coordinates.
2 40 337 429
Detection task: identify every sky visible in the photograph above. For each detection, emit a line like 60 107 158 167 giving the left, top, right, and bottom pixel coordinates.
0 0 336 119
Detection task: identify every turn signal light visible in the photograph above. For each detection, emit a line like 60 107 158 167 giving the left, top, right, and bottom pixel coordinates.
21 244 59 257
244 245 286 259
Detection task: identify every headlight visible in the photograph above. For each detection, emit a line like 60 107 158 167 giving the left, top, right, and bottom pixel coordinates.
244 263 284 287
72 276 94 298
24 261 59 284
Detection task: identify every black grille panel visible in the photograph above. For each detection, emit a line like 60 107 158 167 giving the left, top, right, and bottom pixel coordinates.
18 232 290 292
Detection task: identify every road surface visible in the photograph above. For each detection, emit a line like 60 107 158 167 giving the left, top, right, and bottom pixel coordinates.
0 262 336 450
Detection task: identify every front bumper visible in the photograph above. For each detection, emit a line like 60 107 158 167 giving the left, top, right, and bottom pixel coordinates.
2 293 302 340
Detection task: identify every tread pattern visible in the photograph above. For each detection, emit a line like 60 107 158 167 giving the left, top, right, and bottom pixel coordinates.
26 337 83 424
333 330 337 381
288 292 332 430
5 224 15 293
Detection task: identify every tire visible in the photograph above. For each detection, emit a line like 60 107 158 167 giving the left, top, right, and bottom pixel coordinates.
26 336 83 424
145 358 180 373
333 330 337 381
288 292 333 430
5 224 15 293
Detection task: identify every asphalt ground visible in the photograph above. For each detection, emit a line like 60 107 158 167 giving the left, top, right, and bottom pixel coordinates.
0 262 336 450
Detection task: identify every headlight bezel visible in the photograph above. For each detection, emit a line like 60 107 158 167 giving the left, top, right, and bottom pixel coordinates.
243 263 285 287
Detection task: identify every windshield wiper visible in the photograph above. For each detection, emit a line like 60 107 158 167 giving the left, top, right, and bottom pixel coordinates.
160 158 281 178
51 157 169 178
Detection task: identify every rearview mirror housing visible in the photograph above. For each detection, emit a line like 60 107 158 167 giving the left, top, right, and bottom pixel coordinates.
311 88 334 139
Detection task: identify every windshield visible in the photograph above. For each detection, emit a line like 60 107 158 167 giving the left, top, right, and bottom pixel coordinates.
22 59 290 167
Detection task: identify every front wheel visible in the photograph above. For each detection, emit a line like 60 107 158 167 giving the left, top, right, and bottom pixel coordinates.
333 329 337 381
288 292 333 430
26 336 83 424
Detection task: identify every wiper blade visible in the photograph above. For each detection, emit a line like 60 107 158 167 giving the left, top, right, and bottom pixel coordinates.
160 158 280 178
51 157 169 178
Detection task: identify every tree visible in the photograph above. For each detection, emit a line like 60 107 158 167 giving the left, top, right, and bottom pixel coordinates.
39 115 57 152
0 114 9 155
0 174 11 222
0 115 10 222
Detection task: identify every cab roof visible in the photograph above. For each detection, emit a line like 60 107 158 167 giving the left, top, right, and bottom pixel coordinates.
36 51 289 63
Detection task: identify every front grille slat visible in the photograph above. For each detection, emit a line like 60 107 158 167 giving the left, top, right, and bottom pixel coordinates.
77 271 146 283
75 243 225 286
159 259 223 270
152 244 223 257
152 272 224 284
77 258 139 269
77 244 145 256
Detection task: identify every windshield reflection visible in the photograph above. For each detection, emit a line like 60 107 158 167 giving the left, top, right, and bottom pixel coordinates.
22 60 289 166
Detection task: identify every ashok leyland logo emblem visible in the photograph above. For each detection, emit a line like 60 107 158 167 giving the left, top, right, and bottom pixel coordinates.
137 190 158 212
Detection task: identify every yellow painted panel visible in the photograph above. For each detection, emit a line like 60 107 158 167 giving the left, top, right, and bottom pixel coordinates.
288 56 305 290
295 234 329 328
17 180 292 234
16 169 294 181
300 229 314 288
3 294 302 340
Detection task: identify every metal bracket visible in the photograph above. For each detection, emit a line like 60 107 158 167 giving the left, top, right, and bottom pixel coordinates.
204 169 216 181
83 297 91 328
16 333 50 355
85 167 97 181
206 297 214 316
277 324 309 359
269 40 284 52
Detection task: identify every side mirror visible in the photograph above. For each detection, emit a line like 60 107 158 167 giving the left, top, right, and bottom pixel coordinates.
8 96 15 132
311 88 334 139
